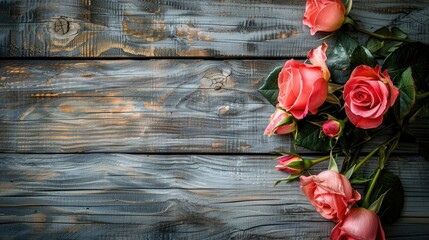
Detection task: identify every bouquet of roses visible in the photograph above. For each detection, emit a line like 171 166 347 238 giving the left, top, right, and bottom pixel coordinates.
259 0 429 239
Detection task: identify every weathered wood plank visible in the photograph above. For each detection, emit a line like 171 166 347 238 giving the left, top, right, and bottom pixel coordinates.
0 59 292 153
0 154 428 239
1 59 426 154
1 0 428 57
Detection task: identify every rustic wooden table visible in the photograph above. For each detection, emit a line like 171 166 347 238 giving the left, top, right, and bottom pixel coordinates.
1 0 429 239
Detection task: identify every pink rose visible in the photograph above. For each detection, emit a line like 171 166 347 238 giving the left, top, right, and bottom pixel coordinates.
344 65 399 129
331 208 385 240
264 108 296 136
276 155 304 175
303 0 346 35
277 44 329 119
322 119 342 138
300 170 361 222
308 42 330 80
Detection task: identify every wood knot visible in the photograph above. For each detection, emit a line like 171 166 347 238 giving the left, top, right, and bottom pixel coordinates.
218 105 230 115
54 16 70 35
202 67 232 91
49 16 80 39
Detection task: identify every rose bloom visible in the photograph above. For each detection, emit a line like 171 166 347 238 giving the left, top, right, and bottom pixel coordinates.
322 119 342 138
303 0 346 35
300 170 361 222
331 208 385 240
264 108 296 136
344 65 399 129
276 155 303 175
277 44 329 119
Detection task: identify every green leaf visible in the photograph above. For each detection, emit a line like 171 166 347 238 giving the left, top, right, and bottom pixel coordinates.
366 27 407 57
368 190 389 213
325 93 341 106
274 174 301 186
366 170 404 224
328 152 339 172
328 83 343 93
350 46 377 68
295 121 331 152
394 67 416 124
345 0 353 15
344 164 356 179
327 31 360 84
383 42 429 92
350 177 371 184
258 66 282 106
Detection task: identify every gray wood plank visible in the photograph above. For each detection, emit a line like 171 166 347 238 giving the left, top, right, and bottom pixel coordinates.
1 0 429 57
0 154 428 239
1 59 426 154
0 59 292 153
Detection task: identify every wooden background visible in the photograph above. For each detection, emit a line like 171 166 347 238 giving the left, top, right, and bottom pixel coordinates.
1 0 429 239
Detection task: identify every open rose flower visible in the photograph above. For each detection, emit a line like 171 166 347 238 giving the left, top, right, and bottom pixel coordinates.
303 0 346 35
264 108 296 136
277 44 329 119
300 170 361 222
344 65 399 129
331 207 385 240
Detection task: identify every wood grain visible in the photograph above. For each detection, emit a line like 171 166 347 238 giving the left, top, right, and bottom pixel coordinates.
0 154 428 239
1 0 429 57
1 59 425 154
0 59 291 153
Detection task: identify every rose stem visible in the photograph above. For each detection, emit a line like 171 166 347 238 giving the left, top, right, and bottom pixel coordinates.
361 133 401 208
354 26 415 43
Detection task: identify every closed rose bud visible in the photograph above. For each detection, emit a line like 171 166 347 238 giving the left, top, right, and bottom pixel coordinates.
303 0 346 35
264 108 296 136
276 155 303 175
322 119 342 138
331 208 385 240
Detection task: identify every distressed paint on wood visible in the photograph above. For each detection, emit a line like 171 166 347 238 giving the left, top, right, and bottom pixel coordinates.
0 154 428 239
0 59 426 153
1 0 429 57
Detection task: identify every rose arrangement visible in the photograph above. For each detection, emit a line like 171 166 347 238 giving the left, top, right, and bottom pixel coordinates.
259 0 429 239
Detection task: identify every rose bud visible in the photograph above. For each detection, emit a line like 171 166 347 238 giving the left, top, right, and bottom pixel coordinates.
276 155 304 175
277 155 330 175
322 119 342 138
300 170 361 222
303 0 346 35
331 208 385 240
264 108 296 136
344 65 399 129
